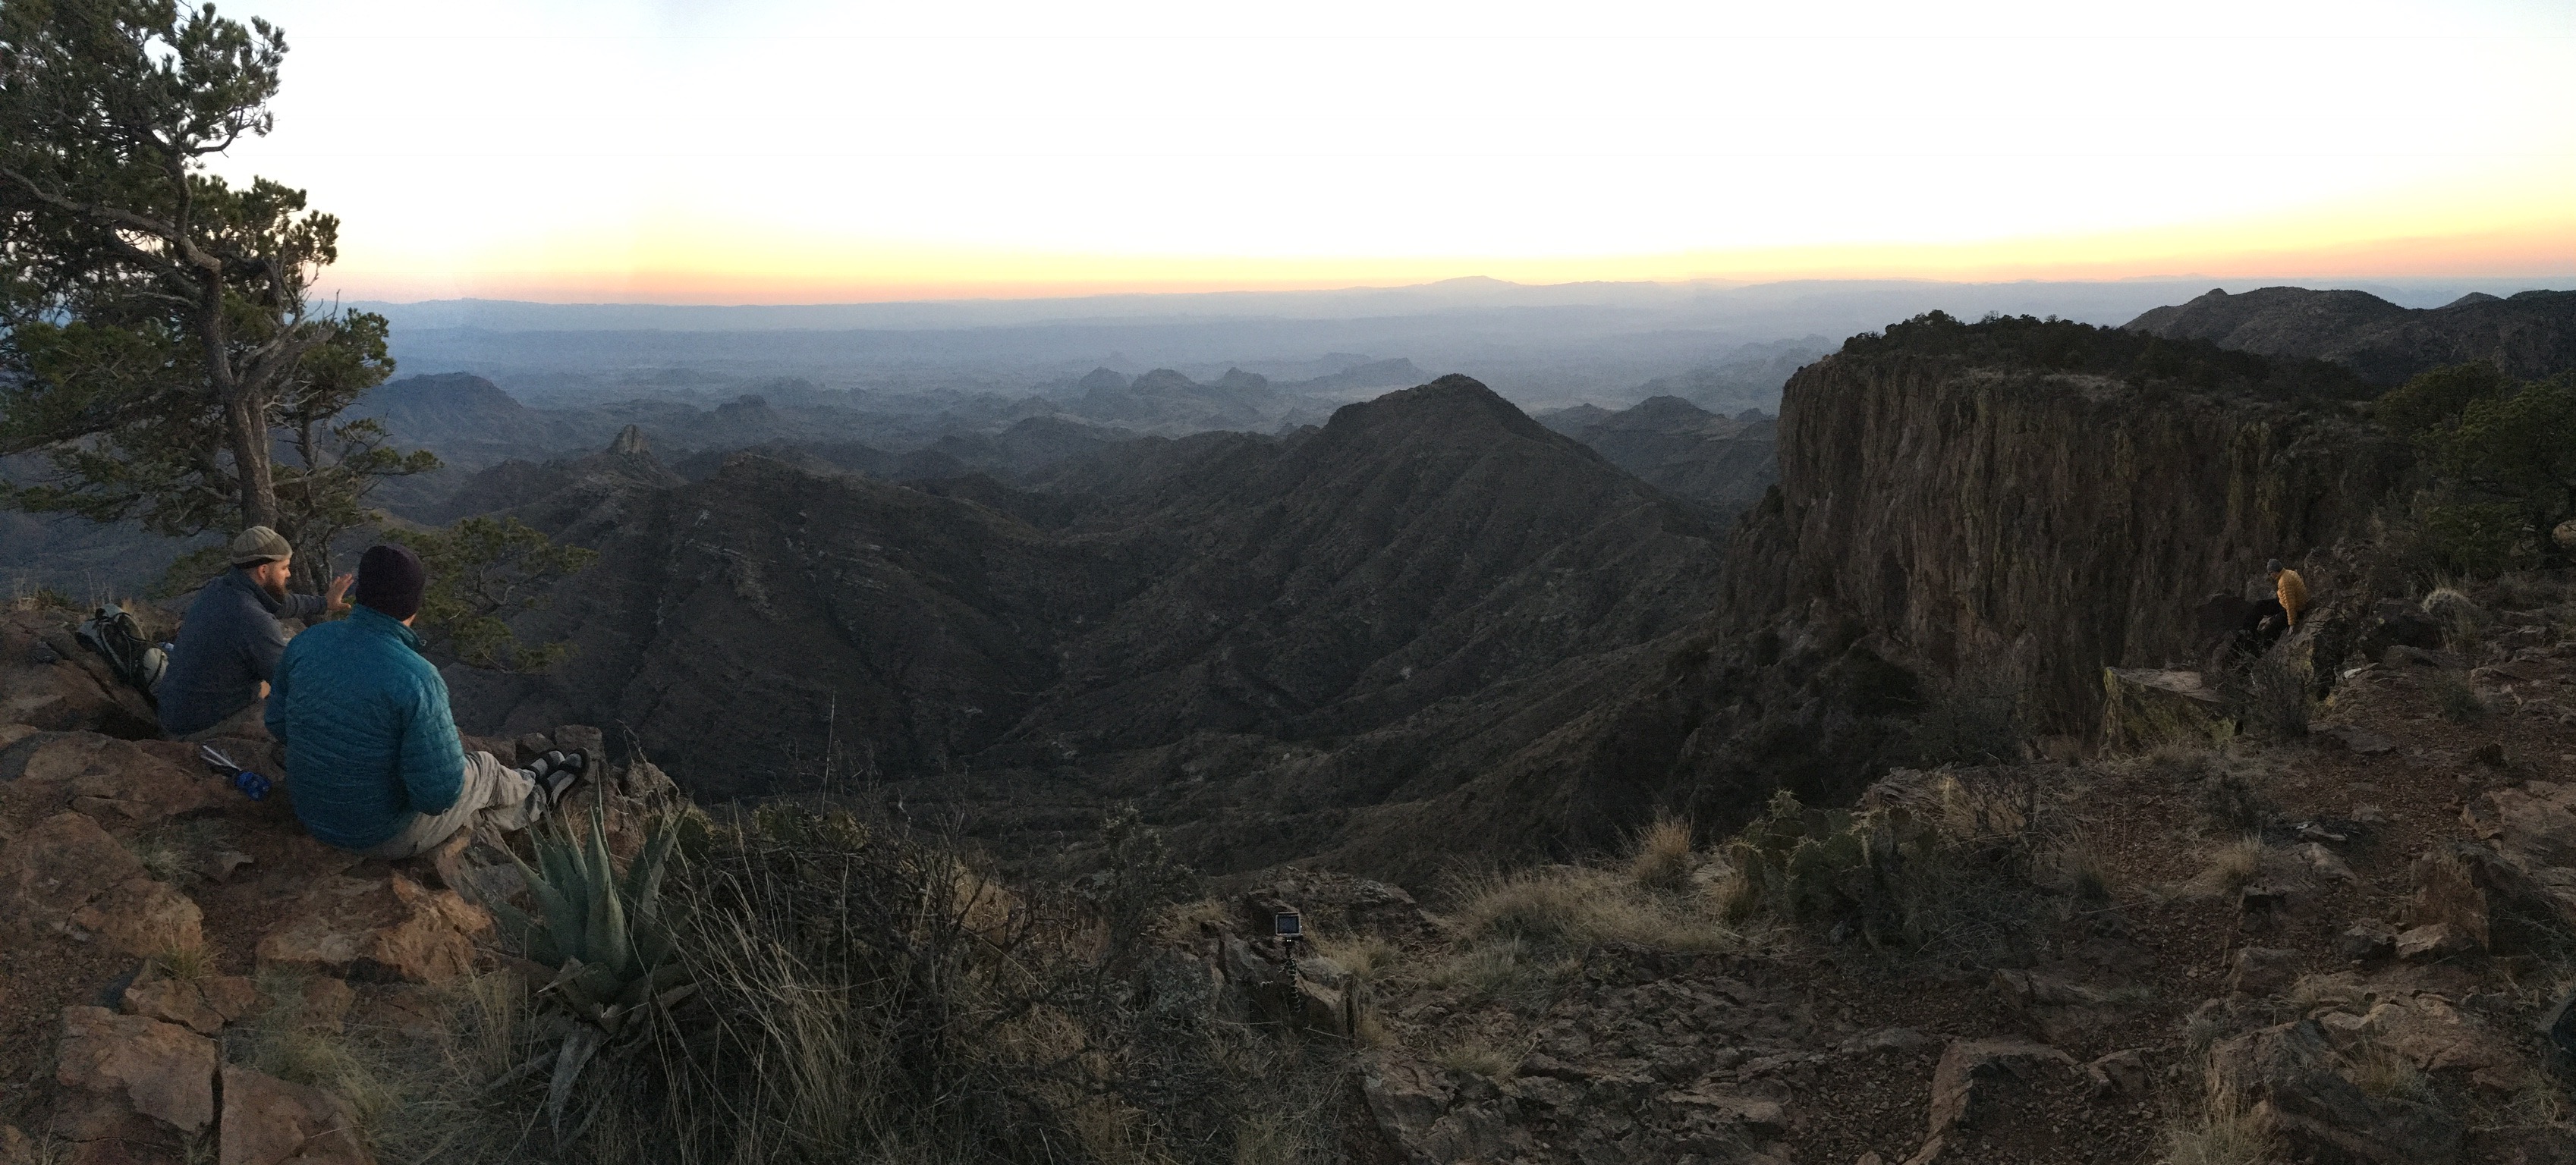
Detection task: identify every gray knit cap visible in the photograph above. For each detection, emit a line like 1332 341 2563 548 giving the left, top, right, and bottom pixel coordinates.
2266 558 2283 573
228 526 292 567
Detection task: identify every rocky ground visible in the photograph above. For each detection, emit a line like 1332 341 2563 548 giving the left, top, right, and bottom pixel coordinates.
0 601 662 1165
6 567 2576 1164
1264 572 2576 1163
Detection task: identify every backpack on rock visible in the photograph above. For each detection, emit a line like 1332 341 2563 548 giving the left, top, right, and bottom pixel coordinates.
77 603 168 704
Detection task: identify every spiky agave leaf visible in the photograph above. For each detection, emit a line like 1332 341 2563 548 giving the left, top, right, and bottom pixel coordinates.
506 843 584 964
584 799 634 974
620 814 681 922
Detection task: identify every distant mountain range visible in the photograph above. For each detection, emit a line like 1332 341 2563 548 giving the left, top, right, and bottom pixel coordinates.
1534 397 1778 520
2123 286 2576 385
445 376 1727 875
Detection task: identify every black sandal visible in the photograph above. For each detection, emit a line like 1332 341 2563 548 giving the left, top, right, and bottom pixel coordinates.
528 749 591 807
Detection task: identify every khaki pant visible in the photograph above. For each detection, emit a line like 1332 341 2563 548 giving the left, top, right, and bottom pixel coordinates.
360 751 543 860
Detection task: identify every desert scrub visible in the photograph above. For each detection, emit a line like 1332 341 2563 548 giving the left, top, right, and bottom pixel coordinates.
1430 1040 1521 1078
1717 781 2059 964
2161 1091 2278 1165
2430 671 2488 721
2183 837 2266 900
1626 815 1694 889
521 803 1359 1165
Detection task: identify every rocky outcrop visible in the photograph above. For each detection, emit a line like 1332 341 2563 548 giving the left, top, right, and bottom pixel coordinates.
2125 286 2576 385
219 1065 373 1165
255 871 492 984
2207 1019 2465 1163
52 1006 219 1145
1731 325 2410 736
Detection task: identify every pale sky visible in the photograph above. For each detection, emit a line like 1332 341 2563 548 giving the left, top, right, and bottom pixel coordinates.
212 0 2576 303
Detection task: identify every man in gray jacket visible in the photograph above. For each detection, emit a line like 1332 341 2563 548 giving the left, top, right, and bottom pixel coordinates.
157 526 353 738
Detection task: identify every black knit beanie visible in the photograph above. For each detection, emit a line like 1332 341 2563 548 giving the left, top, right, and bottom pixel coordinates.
354 543 427 621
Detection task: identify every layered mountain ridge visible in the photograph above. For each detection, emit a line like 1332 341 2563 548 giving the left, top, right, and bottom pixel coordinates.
445 375 1729 871
2124 284 2576 385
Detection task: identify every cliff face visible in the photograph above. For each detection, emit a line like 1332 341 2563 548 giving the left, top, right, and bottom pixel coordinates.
1732 341 2412 736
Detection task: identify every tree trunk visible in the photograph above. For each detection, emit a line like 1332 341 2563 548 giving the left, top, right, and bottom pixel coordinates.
225 393 278 532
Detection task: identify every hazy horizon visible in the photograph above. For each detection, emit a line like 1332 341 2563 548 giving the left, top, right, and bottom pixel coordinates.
200 0 2574 303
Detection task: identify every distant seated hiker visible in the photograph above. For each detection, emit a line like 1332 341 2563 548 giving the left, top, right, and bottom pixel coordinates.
2269 558 2310 629
266 543 590 859
157 526 354 739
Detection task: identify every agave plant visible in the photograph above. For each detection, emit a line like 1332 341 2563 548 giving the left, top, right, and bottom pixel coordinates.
497 797 694 1034
494 799 695 1142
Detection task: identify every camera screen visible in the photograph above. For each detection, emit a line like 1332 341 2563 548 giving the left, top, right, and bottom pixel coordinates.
1274 912 1301 937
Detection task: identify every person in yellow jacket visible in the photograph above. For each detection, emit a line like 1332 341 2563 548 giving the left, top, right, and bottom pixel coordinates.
2268 558 2308 628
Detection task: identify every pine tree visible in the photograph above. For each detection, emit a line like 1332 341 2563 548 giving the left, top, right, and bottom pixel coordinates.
0 0 433 579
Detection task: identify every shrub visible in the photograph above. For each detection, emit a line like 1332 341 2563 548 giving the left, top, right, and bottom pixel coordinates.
385 515 597 671
2437 373 2576 569
2240 655 2311 741
2185 837 2265 900
1717 782 2052 962
2162 1091 2278 1165
2430 672 2488 721
2417 501 2529 579
1626 815 1694 890
532 804 1354 1165
1430 1041 1520 1078
2196 768 2273 834
2374 362 2508 436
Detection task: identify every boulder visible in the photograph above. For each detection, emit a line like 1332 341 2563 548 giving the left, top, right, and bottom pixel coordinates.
550 724 606 763
2101 668 2225 751
426 821 525 911
51 1006 217 1142
121 975 259 1037
2395 923 2479 962
1649 1088 1787 1154
2083 1049 2150 1097
0 811 149 942
1922 1038 2074 1145
17 732 108 782
1360 1055 1513 1163
2347 995 2521 1094
217 1065 374 1165
2467 1126 2576 1165
1296 978 1356 1040
2383 645 2455 668
2460 783 2576 929
67 744 224 825
293 976 356 1034
2228 947 2303 997
2206 1019 2463 1164
2320 724 2396 755
256 872 492 984
2339 919 2398 962
0 651 156 737
70 878 204 957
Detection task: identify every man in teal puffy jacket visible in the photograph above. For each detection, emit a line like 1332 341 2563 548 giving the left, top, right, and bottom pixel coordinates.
266 543 586 859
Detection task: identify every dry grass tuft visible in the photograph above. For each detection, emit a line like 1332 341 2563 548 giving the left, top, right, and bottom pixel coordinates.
1422 938 1578 1003
1626 815 1695 890
2430 671 2488 721
1316 933 1401 987
2184 837 2266 900
1430 1041 1521 1078
2345 1041 2434 1104
1448 867 1741 954
154 944 211 983
2162 1091 2277 1165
